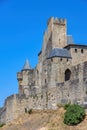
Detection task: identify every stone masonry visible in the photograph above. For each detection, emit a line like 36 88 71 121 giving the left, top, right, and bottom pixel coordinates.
0 17 87 124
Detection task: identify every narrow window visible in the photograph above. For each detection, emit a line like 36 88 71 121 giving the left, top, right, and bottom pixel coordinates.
45 79 47 84
60 58 62 61
67 58 68 62
75 49 77 53
34 81 35 84
81 49 83 53
65 69 71 81
25 108 27 113
51 58 53 62
37 70 39 74
59 38 60 44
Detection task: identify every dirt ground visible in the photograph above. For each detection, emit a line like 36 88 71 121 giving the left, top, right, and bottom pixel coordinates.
0 108 87 130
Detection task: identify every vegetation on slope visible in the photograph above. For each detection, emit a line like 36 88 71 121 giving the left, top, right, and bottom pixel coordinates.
64 104 86 125
0 106 87 130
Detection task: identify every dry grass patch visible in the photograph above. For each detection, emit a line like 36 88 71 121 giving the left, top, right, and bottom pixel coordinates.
0 108 87 130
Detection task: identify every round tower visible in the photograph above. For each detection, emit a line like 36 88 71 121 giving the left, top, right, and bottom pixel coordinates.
17 59 32 96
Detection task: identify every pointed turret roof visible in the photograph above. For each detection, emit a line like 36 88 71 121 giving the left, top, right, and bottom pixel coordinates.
22 59 31 71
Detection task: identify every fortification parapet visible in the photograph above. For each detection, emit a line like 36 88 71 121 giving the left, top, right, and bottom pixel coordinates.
4 94 27 103
47 17 66 26
47 17 54 25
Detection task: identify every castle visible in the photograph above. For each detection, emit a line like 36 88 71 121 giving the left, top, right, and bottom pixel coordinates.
0 17 87 124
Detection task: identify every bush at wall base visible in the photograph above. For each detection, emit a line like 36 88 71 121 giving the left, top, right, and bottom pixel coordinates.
0 123 5 127
64 104 86 125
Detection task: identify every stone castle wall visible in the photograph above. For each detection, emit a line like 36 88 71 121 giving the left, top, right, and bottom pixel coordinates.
70 47 87 66
42 17 67 62
47 17 67 48
0 61 87 124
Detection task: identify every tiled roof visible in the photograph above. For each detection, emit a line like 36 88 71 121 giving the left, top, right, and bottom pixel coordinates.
48 48 71 59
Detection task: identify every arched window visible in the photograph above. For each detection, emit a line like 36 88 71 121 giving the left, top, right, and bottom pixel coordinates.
65 69 71 81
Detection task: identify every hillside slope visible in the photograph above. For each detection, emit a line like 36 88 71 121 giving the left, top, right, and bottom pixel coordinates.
0 108 87 130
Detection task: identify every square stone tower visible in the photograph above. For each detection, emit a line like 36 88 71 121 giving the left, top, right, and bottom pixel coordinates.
42 17 67 61
48 17 67 48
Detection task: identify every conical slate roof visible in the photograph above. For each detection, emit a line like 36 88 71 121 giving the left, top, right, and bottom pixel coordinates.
22 59 31 70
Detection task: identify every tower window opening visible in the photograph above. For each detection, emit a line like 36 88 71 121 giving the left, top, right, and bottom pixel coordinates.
60 58 62 61
81 49 83 53
37 70 39 74
34 81 35 84
65 69 71 81
45 79 47 84
51 58 53 62
59 38 60 44
75 49 77 53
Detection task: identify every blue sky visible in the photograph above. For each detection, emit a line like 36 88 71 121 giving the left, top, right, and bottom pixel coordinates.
0 0 87 107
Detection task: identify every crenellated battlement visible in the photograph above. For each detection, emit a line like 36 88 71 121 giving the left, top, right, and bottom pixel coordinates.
46 17 67 49
47 17 66 26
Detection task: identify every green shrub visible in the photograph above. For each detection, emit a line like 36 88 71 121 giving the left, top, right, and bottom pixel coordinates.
64 104 86 125
64 102 71 110
0 123 5 127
